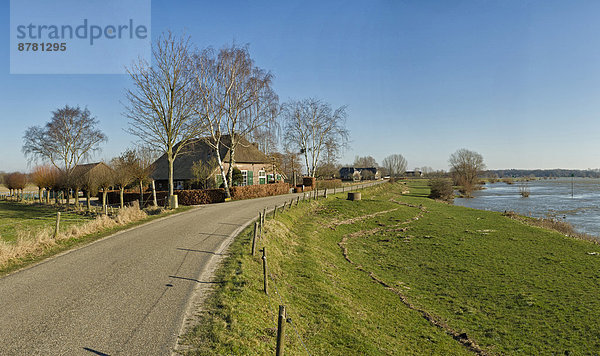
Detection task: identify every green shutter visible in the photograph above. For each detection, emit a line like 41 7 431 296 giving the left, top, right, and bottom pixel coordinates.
248 171 254 185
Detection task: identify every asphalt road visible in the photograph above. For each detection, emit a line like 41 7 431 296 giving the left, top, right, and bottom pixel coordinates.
0 182 382 355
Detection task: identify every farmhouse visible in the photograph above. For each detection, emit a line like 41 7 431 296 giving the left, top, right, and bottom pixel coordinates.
151 135 284 190
339 167 381 181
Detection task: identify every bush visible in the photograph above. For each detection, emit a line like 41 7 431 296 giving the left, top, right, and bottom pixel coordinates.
230 183 290 200
315 179 342 189
428 178 454 201
302 177 316 187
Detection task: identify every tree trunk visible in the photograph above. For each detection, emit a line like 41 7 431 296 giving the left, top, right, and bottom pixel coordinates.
102 189 107 213
139 180 144 209
86 191 91 211
65 189 70 207
215 149 231 199
74 187 80 208
38 188 42 204
227 145 236 190
119 187 124 209
151 180 157 207
168 154 174 197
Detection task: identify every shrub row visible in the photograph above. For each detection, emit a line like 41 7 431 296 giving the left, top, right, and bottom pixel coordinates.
315 179 342 189
102 189 225 206
230 182 290 200
103 183 290 206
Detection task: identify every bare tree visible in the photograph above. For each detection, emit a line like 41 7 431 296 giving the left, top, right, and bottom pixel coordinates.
449 148 486 195
23 105 107 206
382 154 408 179
191 157 218 189
130 146 157 207
282 98 349 177
111 150 138 208
5 172 27 200
192 44 278 198
125 32 204 198
31 165 59 204
354 155 378 168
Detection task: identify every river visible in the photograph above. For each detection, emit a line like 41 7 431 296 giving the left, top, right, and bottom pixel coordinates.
454 178 600 237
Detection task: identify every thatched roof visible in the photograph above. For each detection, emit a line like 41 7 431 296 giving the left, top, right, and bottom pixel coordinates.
72 162 112 178
151 135 272 181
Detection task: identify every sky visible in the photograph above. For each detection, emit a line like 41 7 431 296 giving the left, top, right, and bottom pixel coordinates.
2 0 600 172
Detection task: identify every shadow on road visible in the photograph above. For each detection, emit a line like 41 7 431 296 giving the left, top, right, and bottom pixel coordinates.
176 248 226 256
83 347 110 356
169 275 224 284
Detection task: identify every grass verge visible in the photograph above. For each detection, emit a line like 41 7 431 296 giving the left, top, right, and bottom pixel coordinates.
180 180 600 355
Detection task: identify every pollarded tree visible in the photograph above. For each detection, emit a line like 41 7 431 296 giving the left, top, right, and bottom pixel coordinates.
449 148 486 195
125 32 205 198
31 165 59 204
382 154 408 179
23 105 107 206
282 98 349 177
111 150 138 209
5 172 27 201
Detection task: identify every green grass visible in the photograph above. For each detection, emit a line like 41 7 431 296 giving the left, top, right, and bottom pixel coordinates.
0 201 92 242
180 181 600 355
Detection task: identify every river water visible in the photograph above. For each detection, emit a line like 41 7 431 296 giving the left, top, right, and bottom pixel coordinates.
454 178 600 237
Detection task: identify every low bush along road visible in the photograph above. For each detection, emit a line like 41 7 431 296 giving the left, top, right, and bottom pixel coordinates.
0 189 348 355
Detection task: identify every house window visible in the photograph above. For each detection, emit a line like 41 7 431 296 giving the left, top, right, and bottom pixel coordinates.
241 170 248 186
259 170 266 184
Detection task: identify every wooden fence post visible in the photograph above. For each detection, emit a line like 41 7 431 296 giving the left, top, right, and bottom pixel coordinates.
276 305 287 356
54 212 61 238
252 221 258 256
324 188 327 199
273 206 277 219
296 196 300 206
261 212 265 237
262 248 268 295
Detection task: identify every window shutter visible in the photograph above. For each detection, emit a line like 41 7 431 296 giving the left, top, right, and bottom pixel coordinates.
248 170 253 185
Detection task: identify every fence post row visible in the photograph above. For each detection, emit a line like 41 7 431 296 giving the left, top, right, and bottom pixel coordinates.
53 211 61 239
262 248 268 295
276 305 287 356
252 221 258 256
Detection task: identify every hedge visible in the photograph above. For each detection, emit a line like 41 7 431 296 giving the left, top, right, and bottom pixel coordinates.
102 183 289 206
315 179 342 189
102 189 225 206
230 182 290 200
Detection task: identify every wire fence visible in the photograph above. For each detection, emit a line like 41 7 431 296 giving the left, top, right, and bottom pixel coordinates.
251 180 385 354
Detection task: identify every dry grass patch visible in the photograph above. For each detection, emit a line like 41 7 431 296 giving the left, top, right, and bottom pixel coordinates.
0 205 147 269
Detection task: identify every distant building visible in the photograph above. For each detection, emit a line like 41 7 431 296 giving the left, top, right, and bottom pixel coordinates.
339 167 381 181
405 169 423 177
151 135 284 190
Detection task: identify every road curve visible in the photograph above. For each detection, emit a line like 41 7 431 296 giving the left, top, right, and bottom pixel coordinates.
0 182 382 355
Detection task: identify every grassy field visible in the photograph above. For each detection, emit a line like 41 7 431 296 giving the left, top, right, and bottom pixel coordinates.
0 201 92 242
180 180 600 355
0 200 191 276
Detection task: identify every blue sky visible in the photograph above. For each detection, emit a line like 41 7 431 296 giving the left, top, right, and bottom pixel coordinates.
3 0 600 172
